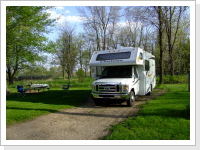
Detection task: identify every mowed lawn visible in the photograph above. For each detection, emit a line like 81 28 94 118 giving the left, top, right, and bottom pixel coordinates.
6 87 91 126
102 84 190 140
6 83 190 140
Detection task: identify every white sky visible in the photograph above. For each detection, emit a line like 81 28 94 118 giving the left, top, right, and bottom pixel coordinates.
46 6 85 41
48 6 85 23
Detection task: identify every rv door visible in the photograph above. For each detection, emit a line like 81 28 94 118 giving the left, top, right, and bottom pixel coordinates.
132 66 140 95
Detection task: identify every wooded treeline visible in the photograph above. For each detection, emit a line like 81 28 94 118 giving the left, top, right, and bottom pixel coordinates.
6 6 190 85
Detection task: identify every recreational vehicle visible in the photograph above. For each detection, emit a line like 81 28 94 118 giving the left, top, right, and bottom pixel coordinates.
89 46 156 107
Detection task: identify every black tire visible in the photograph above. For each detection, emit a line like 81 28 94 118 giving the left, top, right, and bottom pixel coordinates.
146 85 152 96
93 98 102 106
127 91 135 107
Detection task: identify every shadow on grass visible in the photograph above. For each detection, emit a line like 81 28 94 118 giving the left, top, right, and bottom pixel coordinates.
140 108 190 120
6 89 91 107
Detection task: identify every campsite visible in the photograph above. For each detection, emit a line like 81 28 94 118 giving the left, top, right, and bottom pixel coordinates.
6 77 190 140
5 5 191 142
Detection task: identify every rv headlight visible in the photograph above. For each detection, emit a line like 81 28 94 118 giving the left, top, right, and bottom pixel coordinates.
122 85 129 93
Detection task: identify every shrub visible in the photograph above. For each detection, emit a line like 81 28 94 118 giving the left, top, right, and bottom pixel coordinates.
156 75 188 84
76 68 85 83
6 87 11 95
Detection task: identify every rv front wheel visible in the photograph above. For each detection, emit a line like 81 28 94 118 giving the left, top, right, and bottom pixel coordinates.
146 84 152 96
127 91 135 107
93 98 102 106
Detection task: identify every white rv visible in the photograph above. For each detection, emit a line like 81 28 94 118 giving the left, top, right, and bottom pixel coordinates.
89 46 156 107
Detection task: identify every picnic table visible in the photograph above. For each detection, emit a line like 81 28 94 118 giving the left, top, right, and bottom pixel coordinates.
26 84 50 93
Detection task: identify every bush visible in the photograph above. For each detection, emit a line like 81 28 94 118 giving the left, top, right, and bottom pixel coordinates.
76 68 85 83
6 87 11 95
156 75 188 84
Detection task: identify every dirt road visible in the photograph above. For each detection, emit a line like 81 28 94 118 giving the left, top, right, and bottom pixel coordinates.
6 89 167 140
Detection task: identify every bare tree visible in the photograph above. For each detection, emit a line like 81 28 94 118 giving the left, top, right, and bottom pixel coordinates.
56 22 77 81
76 34 85 69
124 6 155 50
162 6 188 76
151 6 165 84
77 6 121 51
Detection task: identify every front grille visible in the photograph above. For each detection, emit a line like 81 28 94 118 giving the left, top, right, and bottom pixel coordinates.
117 85 120 92
96 85 99 92
96 84 120 93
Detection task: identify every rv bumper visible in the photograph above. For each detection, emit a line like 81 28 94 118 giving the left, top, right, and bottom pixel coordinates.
91 93 130 100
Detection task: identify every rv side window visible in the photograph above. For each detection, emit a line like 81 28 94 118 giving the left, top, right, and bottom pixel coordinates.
145 60 150 71
140 53 143 60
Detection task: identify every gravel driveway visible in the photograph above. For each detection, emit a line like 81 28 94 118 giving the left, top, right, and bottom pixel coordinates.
6 89 167 140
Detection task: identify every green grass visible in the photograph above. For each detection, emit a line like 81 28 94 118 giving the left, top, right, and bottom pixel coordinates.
6 87 91 126
102 84 190 140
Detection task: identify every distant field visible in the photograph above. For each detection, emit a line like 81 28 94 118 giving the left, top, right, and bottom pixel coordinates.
102 84 190 140
7 76 94 88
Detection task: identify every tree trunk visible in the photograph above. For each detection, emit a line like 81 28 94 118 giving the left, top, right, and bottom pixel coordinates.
8 75 15 85
7 69 15 85
157 6 164 84
62 68 65 79
159 32 164 84
169 52 174 76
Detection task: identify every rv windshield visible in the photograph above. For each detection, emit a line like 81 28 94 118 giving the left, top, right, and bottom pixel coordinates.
100 66 132 78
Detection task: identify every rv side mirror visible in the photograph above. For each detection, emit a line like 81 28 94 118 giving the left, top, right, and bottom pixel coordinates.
92 73 96 79
132 74 135 81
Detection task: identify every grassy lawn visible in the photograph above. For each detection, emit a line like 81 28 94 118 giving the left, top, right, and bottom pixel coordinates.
102 84 190 140
6 87 91 126
7 78 190 140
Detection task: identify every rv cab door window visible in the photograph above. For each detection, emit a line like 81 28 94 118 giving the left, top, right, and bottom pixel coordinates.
96 67 103 76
